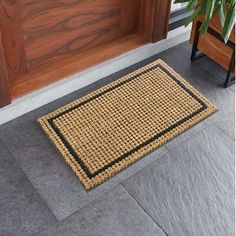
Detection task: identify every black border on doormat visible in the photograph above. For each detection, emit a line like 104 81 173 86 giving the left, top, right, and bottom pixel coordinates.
47 63 207 179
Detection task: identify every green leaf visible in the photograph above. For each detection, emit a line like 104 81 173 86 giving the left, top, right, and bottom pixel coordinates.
174 0 189 3
173 0 235 43
185 5 202 26
186 0 198 10
220 0 226 27
221 1 235 42
201 0 217 34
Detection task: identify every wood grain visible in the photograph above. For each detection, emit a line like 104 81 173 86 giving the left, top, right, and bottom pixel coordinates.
139 0 156 41
20 0 128 70
190 15 235 70
0 0 172 106
0 32 11 108
0 0 27 81
120 0 139 35
139 0 171 43
152 0 171 42
10 33 145 98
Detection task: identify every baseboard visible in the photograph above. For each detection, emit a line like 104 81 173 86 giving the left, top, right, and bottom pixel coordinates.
0 25 191 125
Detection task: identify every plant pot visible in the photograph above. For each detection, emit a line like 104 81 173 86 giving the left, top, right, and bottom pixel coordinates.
190 13 235 71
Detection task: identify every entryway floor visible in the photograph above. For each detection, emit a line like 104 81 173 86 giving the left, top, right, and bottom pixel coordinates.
0 42 234 236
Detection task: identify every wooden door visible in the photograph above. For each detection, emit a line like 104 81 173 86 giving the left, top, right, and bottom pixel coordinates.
0 0 171 107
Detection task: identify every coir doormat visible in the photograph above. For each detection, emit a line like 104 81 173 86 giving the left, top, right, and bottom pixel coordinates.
38 59 217 189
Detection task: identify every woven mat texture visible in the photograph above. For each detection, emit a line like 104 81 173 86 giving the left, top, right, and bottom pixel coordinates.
38 59 217 189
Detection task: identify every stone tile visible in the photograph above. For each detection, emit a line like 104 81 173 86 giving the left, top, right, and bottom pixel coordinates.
229 84 235 92
101 42 232 152
155 42 235 149
0 112 167 221
160 43 234 103
0 41 233 224
196 55 235 90
164 122 205 151
0 162 56 236
122 127 234 236
214 111 235 140
71 43 236 150
0 139 15 174
36 185 165 236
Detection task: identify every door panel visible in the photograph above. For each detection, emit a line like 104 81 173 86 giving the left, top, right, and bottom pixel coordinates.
0 0 27 82
20 0 126 70
0 0 171 107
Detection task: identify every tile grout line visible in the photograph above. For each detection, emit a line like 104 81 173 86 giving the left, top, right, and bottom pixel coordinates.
0 126 168 223
27 146 169 225
120 184 169 236
165 125 207 152
51 147 168 221
183 43 235 93
229 86 235 93
60 184 122 220
195 58 235 90
52 148 168 221
33 188 119 235
0 139 59 223
33 184 142 235
165 119 233 153
0 111 230 223
195 60 236 92
212 110 235 142
2 135 118 222
164 108 227 152
214 123 235 142
0 40 233 234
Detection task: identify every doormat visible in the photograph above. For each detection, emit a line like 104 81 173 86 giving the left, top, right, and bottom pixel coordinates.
38 59 217 189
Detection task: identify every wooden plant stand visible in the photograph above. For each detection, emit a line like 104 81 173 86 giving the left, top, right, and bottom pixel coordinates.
190 15 235 88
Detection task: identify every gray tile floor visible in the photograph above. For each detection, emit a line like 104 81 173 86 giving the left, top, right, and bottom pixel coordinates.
0 42 234 236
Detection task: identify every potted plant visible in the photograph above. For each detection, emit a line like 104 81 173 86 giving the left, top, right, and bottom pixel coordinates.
174 0 235 87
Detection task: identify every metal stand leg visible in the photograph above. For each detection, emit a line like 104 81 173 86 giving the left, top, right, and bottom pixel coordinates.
191 21 235 88
191 22 202 62
224 49 235 88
